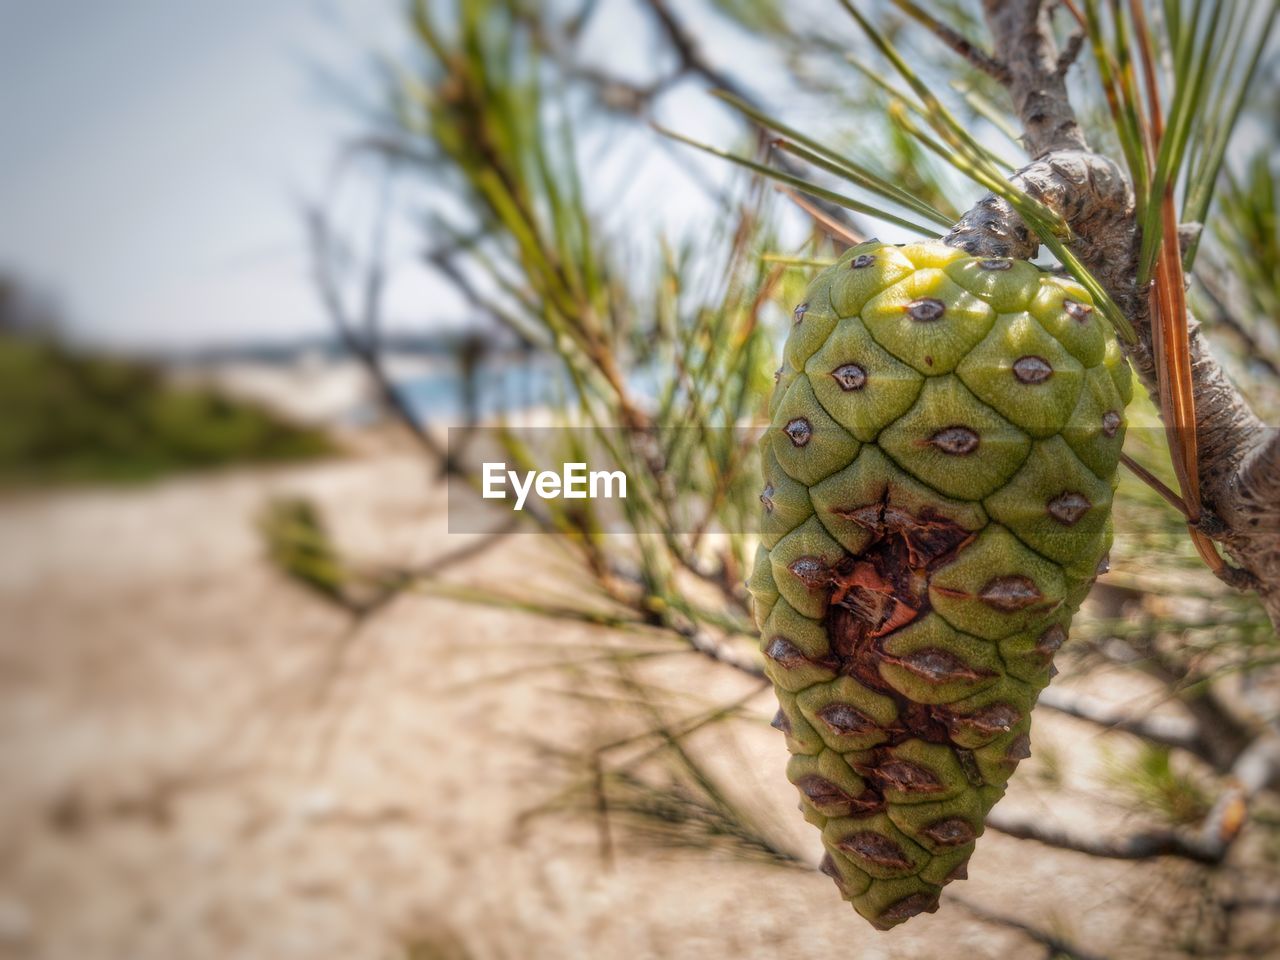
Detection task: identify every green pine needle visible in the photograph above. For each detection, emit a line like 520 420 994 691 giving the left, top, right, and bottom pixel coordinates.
656 124 941 237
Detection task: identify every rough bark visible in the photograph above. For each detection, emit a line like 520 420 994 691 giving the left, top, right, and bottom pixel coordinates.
943 1 1280 630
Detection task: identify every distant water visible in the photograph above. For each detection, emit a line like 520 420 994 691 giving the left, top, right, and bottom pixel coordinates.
395 356 570 421
387 352 680 424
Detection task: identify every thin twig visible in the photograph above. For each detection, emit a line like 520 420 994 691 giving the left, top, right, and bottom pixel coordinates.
776 185 864 245
1036 686 1210 760
679 624 765 679
396 520 520 579
1195 268 1280 378
307 205 451 466
1056 29 1086 74
639 0 865 235
1120 452 1192 518
890 0 1013 84
1060 0 1087 27
949 893 1112 960
1091 638 1253 771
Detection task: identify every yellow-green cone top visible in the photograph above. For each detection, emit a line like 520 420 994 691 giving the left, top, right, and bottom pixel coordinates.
750 240 1131 929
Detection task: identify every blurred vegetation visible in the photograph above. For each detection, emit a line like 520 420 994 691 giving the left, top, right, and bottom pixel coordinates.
0 334 335 487
257 497 351 605
0 273 336 488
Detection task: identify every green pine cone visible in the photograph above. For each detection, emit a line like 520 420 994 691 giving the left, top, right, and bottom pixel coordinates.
751 240 1130 929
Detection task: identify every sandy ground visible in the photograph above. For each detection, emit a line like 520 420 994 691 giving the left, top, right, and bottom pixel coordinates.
0 441 1264 960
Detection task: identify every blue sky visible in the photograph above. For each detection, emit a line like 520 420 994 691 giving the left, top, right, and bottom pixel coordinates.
0 1 762 350
0 1 419 348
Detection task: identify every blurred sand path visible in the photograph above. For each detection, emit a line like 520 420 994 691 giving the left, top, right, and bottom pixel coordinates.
0 449 1184 959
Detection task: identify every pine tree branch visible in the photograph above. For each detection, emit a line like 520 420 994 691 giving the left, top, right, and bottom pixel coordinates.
987 732 1280 866
977 0 1086 156
1234 429 1280 592
984 809 1226 864
946 0 1280 628
1035 686 1211 761
1086 634 1256 772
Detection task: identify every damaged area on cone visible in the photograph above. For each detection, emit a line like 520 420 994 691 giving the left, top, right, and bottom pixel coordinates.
762 490 1050 926
750 241 1128 930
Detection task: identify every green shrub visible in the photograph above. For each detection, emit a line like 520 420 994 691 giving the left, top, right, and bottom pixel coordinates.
0 335 335 486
